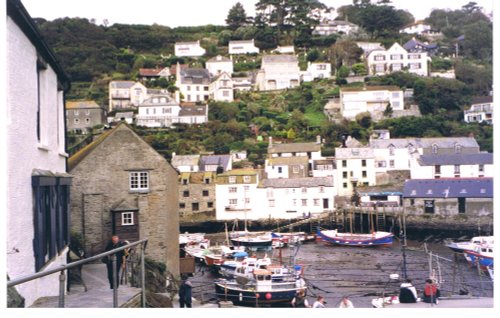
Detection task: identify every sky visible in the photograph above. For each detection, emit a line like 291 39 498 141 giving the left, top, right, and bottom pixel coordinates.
20 0 494 27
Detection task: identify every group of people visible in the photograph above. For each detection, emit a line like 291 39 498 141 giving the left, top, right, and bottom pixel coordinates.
399 278 441 304
291 289 354 308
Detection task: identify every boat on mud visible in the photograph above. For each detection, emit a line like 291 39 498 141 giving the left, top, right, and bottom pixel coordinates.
464 244 494 270
317 229 394 247
446 236 494 253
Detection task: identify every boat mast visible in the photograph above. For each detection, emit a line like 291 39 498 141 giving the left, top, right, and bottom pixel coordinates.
225 222 230 246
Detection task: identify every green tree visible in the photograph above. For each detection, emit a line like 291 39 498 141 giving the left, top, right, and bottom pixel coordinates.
226 2 249 31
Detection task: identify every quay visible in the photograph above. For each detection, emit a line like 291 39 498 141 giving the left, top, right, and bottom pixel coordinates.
385 296 494 308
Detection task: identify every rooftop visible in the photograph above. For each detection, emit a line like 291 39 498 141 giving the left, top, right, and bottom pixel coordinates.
261 54 298 64
109 81 136 89
418 153 493 166
403 178 493 198
341 85 402 92
66 100 101 110
370 137 479 149
261 177 333 188
268 142 321 154
267 156 309 166
171 154 200 167
179 104 207 117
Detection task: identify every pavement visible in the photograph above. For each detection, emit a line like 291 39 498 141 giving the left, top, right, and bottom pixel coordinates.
377 296 494 308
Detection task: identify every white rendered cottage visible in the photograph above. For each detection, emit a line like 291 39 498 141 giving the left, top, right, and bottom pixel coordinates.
340 86 404 120
7 0 72 306
108 81 147 112
135 95 181 128
215 170 260 221
335 147 377 197
175 40 206 57
256 55 300 91
209 72 234 102
228 39 260 55
366 42 429 76
206 55 234 76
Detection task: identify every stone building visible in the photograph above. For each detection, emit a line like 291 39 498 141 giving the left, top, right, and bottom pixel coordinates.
66 100 106 133
68 123 180 277
178 171 216 220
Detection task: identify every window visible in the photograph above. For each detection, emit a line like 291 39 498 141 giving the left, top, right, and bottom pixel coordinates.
243 176 251 183
313 199 320 206
374 55 385 61
302 187 307 193
361 160 366 167
223 91 229 97
187 86 191 91
343 183 348 188
458 198 466 214
192 203 199 211
267 188 274 198
362 171 367 178
244 185 250 191
342 160 347 168
424 200 435 213
32 175 71 271
389 146 395 156
455 144 462 154
434 165 441 174
204 178 210 184
196 86 200 91
454 165 460 176
183 190 190 197
319 186 324 193
245 198 250 204
292 166 299 173
182 179 188 185
269 199 275 207
389 160 395 168
377 161 387 168
179 203 186 209
74 118 80 124
479 164 484 173
409 199 415 206
293 199 297 206
202 190 209 197
229 199 237 205
229 187 237 193
343 171 348 179
229 176 236 183
129 171 149 191
207 202 213 208
85 118 91 124
278 167 283 173
121 212 134 225
301 199 307 206
390 54 403 60
74 110 79 116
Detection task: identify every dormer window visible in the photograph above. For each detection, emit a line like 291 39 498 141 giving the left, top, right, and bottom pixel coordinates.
454 144 462 154
432 144 438 154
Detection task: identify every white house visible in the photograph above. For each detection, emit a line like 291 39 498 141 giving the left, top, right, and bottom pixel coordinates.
7 0 72 307
215 169 260 221
233 76 254 91
312 159 335 177
138 67 171 82
272 45 295 54
304 62 332 81
399 20 432 35
228 39 260 55
200 154 232 172
366 42 429 76
268 137 323 161
175 40 206 57
335 147 376 196
205 55 234 76
108 81 147 112
356 42 384 53
209 72 234 102
135 95 181 127
256 55 300 91
339 86 404 120
177 104 208 125
410 153 493 180
256 177 336 219
265 156 310 179
313 20 359 36
175 64 211 103
171 153 200 173
464 96 493 124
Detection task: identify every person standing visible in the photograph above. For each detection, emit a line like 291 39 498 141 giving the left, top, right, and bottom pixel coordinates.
104 235 125 289
312 295 326 308
178 274 193 308
339 296 354 308
291 289 311 308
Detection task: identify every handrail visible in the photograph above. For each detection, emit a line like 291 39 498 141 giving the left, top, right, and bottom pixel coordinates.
7 238 148 288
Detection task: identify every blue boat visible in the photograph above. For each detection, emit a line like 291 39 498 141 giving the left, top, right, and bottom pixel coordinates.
317 229 394 247
464 244 494 269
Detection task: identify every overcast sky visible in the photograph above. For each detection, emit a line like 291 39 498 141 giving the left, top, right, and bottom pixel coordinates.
20 0 494 27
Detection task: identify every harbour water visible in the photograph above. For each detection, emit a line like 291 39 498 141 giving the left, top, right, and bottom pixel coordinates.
187 232 494 308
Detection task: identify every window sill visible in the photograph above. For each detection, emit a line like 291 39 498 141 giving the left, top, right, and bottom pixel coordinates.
129 190 149 194
59 152 69 158
37 143 50 151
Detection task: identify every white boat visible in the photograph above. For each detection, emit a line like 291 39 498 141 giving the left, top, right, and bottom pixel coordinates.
446 236 494 253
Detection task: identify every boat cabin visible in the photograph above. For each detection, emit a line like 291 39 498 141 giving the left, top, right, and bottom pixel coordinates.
253 269 273 291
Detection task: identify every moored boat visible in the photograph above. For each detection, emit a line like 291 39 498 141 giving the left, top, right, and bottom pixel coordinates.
464 244 494 270
230 232 273 247
317 229 394 246
446 236 494 253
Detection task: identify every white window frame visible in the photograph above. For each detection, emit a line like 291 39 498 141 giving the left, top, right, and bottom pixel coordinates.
121 212 134 226
130 171 149 191
229 176 236 183
243 176 251 183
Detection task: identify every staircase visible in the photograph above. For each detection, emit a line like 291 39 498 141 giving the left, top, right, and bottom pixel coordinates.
273 213 329 233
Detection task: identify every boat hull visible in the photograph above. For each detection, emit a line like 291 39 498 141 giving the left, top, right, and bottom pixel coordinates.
317 230 394 246
464 250 494 269
230 238 273 247
214 281 300 306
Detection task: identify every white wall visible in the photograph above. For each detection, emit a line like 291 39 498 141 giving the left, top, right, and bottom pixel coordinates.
7 17 68 307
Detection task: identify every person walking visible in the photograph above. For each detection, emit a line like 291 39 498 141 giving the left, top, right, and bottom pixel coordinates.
104 235 125 289
291 289 311 308
312 295 326 308
339 296 354 308
178 274 193 308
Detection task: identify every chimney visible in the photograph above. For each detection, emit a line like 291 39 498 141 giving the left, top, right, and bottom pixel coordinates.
316 135 321 144
341 134 348 148
268 136 273 147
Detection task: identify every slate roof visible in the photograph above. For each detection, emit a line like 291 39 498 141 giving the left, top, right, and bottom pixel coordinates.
229 40 255 45
370 137 479 149
261 177 334 188
267 156 309 166
179 105 207 117
110 81 135 89
207 55 232 63
268 142 321 154
418 153 493 166
471 96 493 104
138 95 178 107
341 85 401 92
139 68 162 76
200 154 231 171
261 54 298 64
66 100 101 109
113 112 134 119
171 154 200 167
335 147 374 159
403 38 437 52
180 68 211 84
403 178 493 198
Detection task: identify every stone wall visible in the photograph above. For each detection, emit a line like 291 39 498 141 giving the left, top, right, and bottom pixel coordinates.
69 124 180 277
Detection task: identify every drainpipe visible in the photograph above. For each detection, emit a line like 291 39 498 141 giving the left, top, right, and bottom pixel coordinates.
112 254 118 307
141 245 146 307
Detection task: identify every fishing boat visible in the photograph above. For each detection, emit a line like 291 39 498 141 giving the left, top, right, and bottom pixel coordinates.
214 268 306 306
464 244 494 270
317 229 394 246
220 255 271 279
230 232 273 247
203 245 246 267
272 232 316 245
446 236 494 253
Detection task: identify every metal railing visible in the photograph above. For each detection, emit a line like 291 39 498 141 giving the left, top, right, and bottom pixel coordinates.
7 239 148 308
